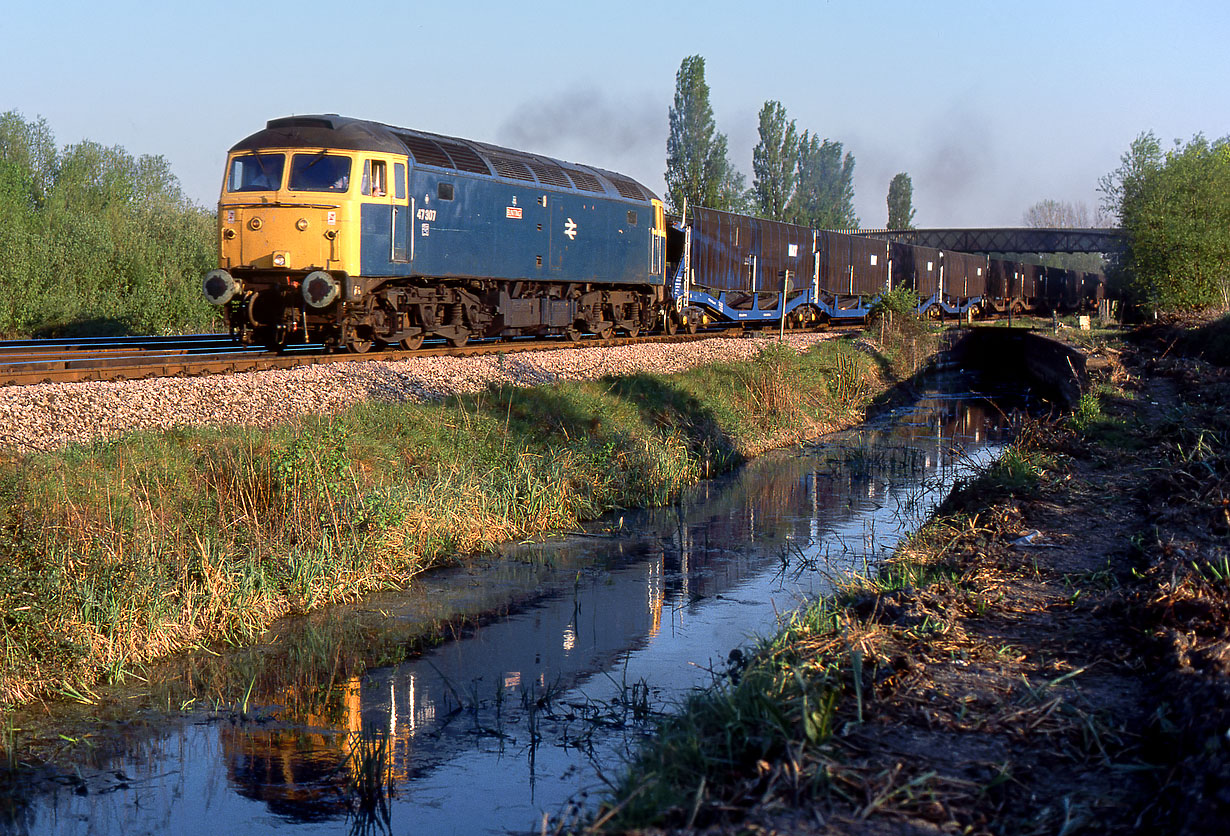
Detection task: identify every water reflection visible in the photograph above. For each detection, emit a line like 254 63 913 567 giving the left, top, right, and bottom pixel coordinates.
18 390 1014 836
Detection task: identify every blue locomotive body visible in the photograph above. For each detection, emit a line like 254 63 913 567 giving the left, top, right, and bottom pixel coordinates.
355 132 663 287
206 115 666 351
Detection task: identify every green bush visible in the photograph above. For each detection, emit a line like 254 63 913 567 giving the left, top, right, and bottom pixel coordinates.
0 111 219 337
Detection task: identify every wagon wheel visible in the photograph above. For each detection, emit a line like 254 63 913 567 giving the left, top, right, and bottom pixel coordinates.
625 325 641 338
564 326 583 343
399 334 424 350
685 318 698 334
664 313 678 335
447 330 470 348
347 337 373 354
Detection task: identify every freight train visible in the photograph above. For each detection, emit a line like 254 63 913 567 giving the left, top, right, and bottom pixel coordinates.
202 115 1106 352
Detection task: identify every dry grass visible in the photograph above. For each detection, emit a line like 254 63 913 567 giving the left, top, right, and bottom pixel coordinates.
589 326 1230 835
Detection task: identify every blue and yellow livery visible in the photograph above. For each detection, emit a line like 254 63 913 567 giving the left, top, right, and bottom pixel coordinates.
205 115 668 351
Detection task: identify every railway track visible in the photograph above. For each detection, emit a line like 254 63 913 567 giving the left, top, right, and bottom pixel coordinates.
0 328 785 387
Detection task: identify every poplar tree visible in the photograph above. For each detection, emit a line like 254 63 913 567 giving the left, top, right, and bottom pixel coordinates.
751 100 798 220
788 131 857 229
664 55 743 214
886 172 915 229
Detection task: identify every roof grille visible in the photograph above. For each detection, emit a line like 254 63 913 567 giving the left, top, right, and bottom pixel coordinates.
268 116 336 130
525 160 574 189
608 177 646 201
436 139 491 175
566 169 604 192
394 132 455 169
489 156 535 181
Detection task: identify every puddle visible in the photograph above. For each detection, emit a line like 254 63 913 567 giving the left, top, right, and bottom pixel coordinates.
8 382 1019 835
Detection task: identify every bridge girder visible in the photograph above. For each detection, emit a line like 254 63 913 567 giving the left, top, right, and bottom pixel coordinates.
854 228 1124 254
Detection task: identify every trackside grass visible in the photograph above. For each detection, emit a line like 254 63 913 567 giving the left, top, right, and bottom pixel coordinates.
0 338 882 708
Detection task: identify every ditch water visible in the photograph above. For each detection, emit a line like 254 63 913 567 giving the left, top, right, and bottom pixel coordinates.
11 380 1020 836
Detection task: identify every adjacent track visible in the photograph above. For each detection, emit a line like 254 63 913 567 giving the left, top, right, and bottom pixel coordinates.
0 328 782 387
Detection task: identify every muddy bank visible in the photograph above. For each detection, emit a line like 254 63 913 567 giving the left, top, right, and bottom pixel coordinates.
949 326 1088 409
591 326 1230 834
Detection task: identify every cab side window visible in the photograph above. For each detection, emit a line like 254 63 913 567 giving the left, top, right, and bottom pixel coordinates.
362 160 388 197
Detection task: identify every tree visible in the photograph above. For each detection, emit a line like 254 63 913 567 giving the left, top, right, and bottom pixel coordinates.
664 55 743 214
0 110 57 203
1022 198 1103 272
1022 199 1091 229
0 111 217 337
751 101 798 220
788 131 857 229
886 172 915 229
1103 134 1230 312
1098 131 1163 228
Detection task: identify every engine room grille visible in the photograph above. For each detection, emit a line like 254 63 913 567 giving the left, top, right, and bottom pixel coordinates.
566 169 604 192
525 161 574 189
394 132 455 169
608 177 646 201
489 156 536 181
437 140 492 175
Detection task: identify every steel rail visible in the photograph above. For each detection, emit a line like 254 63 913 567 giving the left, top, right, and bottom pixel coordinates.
0 327 794 387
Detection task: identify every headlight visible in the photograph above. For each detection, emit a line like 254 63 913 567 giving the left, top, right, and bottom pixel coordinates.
203 269 239 305
302 271 341 308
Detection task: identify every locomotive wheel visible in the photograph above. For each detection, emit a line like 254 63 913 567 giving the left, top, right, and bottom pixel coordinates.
664 314 678 335
347 338 373 354
399 334 424 350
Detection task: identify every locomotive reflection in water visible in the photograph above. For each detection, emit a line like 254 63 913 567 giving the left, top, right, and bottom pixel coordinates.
23 391 1015 836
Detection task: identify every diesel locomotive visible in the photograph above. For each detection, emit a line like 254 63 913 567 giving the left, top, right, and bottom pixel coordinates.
203 115 1105 351
203 115 668 352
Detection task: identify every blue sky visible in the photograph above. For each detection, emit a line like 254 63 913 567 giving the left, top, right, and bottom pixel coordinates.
3 0 1226 227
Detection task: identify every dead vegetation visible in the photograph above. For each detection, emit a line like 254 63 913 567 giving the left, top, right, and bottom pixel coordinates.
588 323 1230 835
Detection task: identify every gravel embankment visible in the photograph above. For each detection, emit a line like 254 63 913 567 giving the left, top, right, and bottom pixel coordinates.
0 333 838 452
